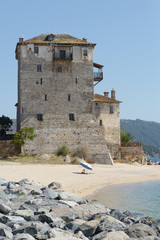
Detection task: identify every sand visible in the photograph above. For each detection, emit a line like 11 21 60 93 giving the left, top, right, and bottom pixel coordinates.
0 162 160 197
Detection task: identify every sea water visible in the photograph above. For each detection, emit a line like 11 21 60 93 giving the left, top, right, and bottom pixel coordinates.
86 180 160 221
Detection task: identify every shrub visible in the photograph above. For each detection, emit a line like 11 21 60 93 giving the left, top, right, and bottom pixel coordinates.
2 155 8 159
57 145 70 157
72 145 89 160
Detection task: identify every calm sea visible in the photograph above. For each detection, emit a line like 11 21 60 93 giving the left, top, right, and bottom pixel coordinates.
86 180 160 221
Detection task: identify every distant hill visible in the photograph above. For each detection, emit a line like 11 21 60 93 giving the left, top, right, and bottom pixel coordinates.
120 119 160 157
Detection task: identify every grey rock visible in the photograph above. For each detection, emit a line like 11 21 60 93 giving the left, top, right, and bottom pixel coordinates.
58 191 87 204
91 230 129 240
30 189 42 195
0 215 25 224
96 215 126 233
60 212 79 223
0 179 8 186
59 200 78 207
110 209 126 221
0 223 13 239
42 188 59 200
72 201 107 220
48 181 61 190
48 227 77 239
12 209 34 221
125 223 158 238
0 203 11 214
13 233 35 240
38 213 65 228
19 179 32 186
65 219 86 233
78 219 100 237
13 225 38 237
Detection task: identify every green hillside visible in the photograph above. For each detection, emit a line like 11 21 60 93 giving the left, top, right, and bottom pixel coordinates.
120 119 160 157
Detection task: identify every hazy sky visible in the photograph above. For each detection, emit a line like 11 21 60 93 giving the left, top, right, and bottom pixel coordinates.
0 0 160 122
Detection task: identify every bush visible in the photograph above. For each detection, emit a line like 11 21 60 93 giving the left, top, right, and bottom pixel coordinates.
72 145 89 160
57 145 70 157
2 155 8 159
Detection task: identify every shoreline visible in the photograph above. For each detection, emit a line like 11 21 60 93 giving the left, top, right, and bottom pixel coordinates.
0 162 160 197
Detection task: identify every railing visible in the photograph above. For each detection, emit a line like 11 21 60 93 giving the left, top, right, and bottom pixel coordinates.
53 52 73 60
94 72 103 80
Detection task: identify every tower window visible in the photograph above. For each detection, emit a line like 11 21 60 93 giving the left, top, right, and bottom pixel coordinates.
100 120 103 126
83 50 88 56
58 66 62 73
40 78 43 85
34 47 39 54
45 94 47 101
68 94 71 101
37 65 42 72
110 106 114 114
37 114 43 121
75 78 78 84
69 113 75 121
60 50 66 59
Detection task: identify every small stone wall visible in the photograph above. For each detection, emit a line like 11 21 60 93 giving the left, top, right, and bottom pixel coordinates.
0 140 20 156
120 145 146 164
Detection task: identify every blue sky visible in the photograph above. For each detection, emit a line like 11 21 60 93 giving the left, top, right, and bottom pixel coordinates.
0 0 160 122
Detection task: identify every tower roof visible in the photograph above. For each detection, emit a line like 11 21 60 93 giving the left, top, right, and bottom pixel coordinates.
17 33 96 47
94 94 121 103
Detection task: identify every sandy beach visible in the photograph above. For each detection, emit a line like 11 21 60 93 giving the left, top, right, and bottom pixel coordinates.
0 162 160 197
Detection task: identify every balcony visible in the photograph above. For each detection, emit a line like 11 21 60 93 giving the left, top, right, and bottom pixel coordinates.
94 71 103 81
53 51 73 61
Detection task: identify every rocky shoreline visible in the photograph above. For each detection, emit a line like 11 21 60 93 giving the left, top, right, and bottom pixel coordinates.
0 179 159 240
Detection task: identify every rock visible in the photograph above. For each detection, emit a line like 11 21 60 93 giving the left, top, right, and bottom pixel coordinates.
19 179 32 186
91 230 129 240
0 215 25 224
13 233 35 240
13 225 38 237
110 209 126 221
12 209 34 221
0 179 8 186
38 213 65 228
59 200 78 207
72 201 107 220
42 188 59 200
58 191 87 204
48 181 61 190
48 227 78 239
65 219 86 232
125 223 158 238
0 223 13 239
96 215 126 233
78 219 100 237
0 203 11 214
60 212 79 223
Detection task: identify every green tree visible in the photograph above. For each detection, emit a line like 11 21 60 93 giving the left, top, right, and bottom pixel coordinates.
120 130 133 144
12 127 36 153
0 115 13 136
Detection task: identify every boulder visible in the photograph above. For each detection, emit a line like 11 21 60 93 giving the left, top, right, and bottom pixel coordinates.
13 233 35 240
0 223 13 239
125 223 158 238
72 201 107 220
12 209 34 221
48 181 61 190
58 191 87 204
0 203 11 214
91 230 129 240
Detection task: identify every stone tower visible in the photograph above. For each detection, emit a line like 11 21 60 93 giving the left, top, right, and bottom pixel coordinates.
15 33 121 164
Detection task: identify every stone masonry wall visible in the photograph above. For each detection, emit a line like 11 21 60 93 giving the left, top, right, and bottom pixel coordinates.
0 141 20 156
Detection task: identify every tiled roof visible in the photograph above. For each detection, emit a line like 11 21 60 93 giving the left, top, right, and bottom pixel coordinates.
94 94 121 103
18 33 96 46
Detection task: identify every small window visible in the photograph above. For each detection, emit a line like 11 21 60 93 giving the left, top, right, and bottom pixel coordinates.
58 66 62 73
68 94 70 101
45 94 47 101
95 103 98 106
110 106 114 114
69 113 75 121
40 78 43 85
75 78 78 84
100 120 103 126
34 47 39 54
37 65 42 72
83 50 88 56
37 114 43 121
